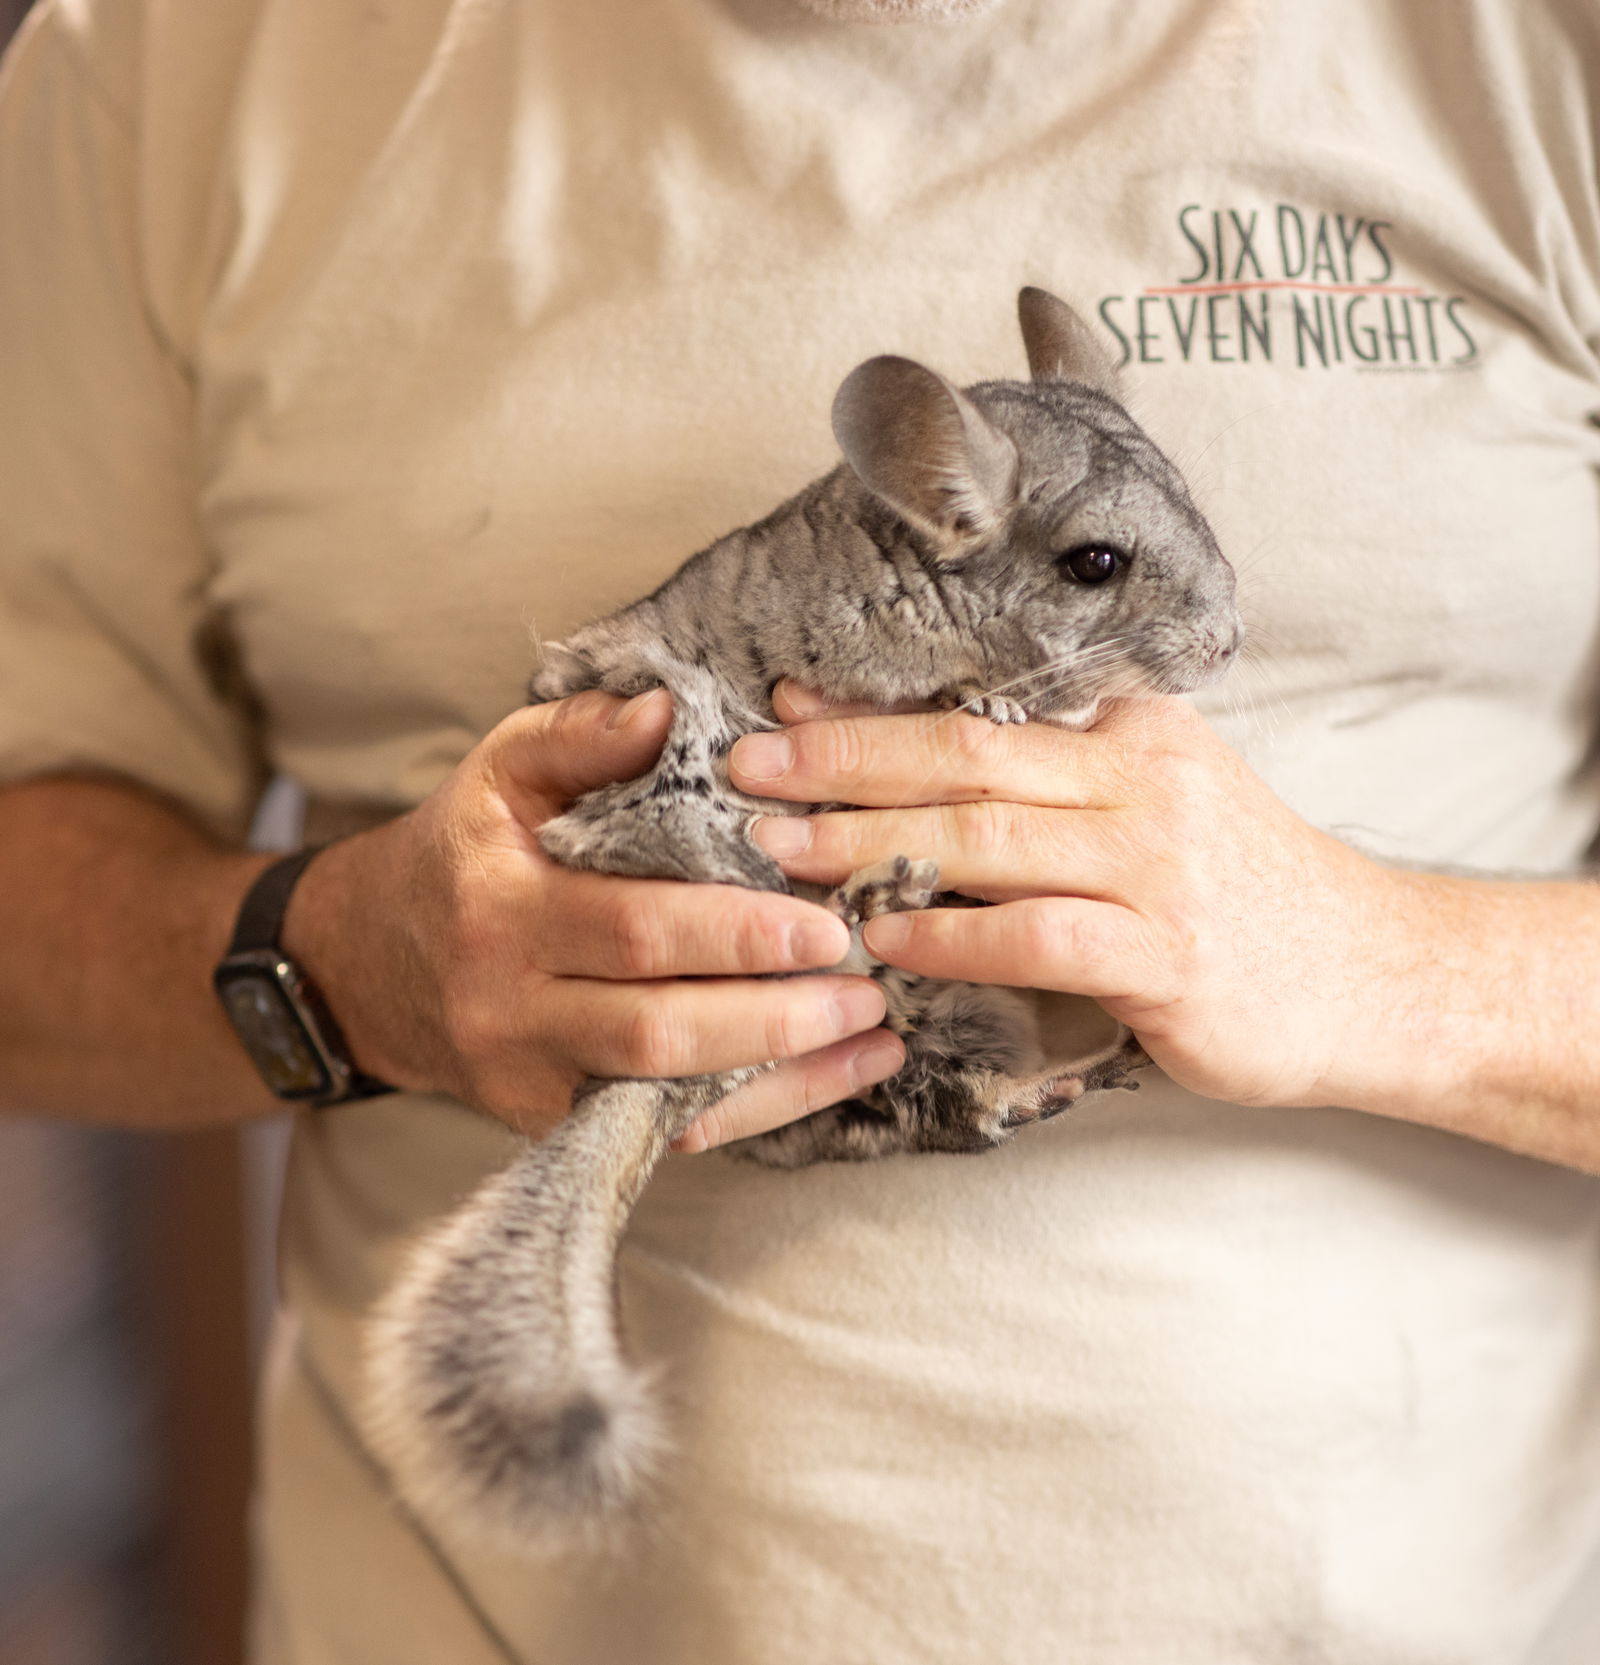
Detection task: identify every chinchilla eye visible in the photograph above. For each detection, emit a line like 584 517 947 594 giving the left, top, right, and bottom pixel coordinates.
1058 545 1127 585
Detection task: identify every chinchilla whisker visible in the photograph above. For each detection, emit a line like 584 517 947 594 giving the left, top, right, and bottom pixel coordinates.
918 642 1134 726
962 637 1132 703
1183 399 1290 471
1217 657 1290 746
965 643 1144 729
1234 642 1290 703
883 641 1137 811
1229 525 1285 577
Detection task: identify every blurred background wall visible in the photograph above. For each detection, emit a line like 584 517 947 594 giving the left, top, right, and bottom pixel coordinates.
0 1123 275 1665
0 1128 159 1664
2 1038 275 1657
0 1133 266 1665
2 1009 280 1655
2 13 283 1663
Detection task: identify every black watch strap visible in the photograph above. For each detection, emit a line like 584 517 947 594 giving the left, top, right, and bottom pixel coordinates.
221 846 395 1105
227 844 326 954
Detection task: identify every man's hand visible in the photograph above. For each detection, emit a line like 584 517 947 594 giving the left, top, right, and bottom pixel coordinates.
284 689 903 1143
726 685 1436 1119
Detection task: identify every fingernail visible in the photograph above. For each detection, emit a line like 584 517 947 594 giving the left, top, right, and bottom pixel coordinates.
608 689 663 730
672 1119 710 1156
752 816 811 858
850 1036 904 1090
833 983 886 1033
863 914 910 955
788 917 845 967
732 732 793 781
782 685 833 718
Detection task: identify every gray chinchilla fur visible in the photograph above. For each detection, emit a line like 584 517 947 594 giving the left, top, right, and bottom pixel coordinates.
363 288 1242 1553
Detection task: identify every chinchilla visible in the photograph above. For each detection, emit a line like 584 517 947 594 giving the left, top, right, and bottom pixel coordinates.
364 288 1242 1551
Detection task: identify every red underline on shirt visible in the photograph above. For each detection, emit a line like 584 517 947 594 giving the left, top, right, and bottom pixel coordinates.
1141 281 1425 297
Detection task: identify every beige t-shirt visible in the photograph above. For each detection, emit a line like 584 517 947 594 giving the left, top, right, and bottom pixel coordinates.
6 0 1600 1659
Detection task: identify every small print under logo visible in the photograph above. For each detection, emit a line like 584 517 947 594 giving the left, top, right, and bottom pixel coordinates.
1097 204 1479 372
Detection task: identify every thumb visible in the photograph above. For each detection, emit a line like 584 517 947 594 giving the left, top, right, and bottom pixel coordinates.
491 688 673 810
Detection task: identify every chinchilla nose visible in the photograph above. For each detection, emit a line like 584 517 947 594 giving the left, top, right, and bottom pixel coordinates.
1201 616 1244 672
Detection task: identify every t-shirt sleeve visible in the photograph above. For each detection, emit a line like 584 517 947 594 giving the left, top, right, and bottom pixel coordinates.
0 9 266 841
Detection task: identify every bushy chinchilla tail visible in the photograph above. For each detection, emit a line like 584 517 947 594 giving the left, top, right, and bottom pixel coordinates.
360 1073 730 1552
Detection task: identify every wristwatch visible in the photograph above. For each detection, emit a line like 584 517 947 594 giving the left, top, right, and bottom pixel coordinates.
212 845 395 1106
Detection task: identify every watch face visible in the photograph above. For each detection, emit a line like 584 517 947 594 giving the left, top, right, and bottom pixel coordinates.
216 969 332 1098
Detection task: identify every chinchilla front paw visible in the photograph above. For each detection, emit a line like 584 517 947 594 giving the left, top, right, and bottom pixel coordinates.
828 854 940 929
939 682 1029 725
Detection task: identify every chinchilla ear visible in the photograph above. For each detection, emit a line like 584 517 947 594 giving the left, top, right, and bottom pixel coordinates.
831 355 1019 548
1018 287 1120 393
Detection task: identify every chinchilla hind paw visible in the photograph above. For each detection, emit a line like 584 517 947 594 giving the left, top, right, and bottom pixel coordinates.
998 1026 1150 1127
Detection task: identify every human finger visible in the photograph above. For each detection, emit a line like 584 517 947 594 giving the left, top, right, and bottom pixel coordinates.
490 687 674 811
772 680 935 723
729 706 1125 810
533 869 850 979
860 896 1173 1006
673 1029 908 1152
539 972 889 1080
745 800 1131 902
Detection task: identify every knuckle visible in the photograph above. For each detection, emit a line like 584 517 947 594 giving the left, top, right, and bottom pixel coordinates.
478 706 535 769
1160 902 1208 980
952 798 1014 863
621 997 690 1077
434 838 500 946
473 1075 531 1125
529 689 606 767
1160 698 1207 737
548 687 604 740
1020 902 1070 964
439 991 504 1066
765 995 820 1061
686 1103 730 1151
607 893 668 978
1025 900 1104 966
539 696 574 747
445 887 495 963
471 1068 572 1137
541 701 583 762
674 1118 712 1155
1143 744 1208 800
733 905 789 973
804 1053 860 1116
815 718 867 784
502 698 551 734
949 711 1006 769
1153 783 1201 839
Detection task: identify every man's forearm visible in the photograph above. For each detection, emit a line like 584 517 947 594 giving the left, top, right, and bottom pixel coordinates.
0 695 898 1145
0 777 281 1125
8 772 1598 1165
1345 870 1600 1172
